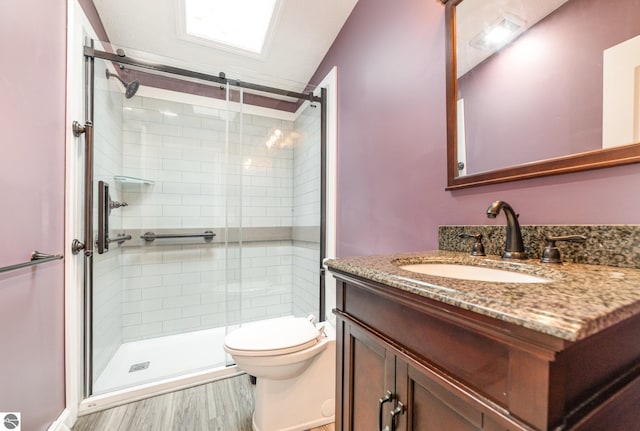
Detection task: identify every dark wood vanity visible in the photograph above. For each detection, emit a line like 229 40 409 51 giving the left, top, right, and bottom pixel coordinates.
331 269 640 430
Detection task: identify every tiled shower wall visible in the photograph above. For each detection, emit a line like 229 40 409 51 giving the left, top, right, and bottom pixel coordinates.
293 103 322 318
118 97 294 229
115 94 314 342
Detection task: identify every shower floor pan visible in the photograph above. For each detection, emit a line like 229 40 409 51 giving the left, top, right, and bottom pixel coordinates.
93 326 230 394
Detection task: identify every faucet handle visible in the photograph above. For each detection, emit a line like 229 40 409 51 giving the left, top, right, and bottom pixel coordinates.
458 232 486 256
541 235 587 264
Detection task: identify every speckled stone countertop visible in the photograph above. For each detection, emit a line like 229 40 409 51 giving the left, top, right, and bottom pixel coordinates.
439 225 640 269
325 251 640 342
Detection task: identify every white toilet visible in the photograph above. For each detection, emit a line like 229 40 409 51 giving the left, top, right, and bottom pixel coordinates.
224 316 336 431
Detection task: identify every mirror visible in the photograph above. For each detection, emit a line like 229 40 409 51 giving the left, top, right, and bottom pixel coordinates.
445 0 640 189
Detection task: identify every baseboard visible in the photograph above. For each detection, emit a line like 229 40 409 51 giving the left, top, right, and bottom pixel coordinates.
47 409 71 431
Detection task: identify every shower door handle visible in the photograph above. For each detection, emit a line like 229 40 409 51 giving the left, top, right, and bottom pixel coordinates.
97 181 130 253
72 120 94 256
97 180 110 254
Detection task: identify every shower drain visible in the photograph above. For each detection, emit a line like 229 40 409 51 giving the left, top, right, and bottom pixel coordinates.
129 361 150 373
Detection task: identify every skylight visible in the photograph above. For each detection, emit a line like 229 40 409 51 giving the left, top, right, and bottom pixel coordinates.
183 0 279 55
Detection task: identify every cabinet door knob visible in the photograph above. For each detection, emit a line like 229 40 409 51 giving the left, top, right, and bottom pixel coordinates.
378 390 393 431
390 401 405 431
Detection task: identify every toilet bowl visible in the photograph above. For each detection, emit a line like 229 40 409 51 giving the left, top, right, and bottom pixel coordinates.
224 317 336 431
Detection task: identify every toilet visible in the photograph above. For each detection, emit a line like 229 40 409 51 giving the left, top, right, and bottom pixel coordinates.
224 316 336 431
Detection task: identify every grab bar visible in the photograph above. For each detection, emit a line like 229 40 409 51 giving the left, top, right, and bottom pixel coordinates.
140 231 216 243
0 251 64 274
108 234 132 245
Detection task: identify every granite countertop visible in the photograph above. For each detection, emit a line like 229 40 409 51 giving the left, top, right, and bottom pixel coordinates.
325 251 640 342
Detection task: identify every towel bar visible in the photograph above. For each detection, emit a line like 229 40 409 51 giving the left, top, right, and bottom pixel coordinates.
0 251 63 274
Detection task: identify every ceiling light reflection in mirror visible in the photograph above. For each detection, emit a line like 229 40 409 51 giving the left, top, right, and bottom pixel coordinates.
469 15 525 52
456 0 569 77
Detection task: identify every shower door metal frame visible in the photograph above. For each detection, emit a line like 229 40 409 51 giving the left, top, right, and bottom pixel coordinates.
72 44 96 397
76 42 328 397
83 46 323 104
319 87 328 322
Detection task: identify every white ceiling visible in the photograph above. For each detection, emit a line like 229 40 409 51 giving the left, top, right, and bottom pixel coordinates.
93 0 358 93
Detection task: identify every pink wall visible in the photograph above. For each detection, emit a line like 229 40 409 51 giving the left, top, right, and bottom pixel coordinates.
0 0 66 429
310 0 640 258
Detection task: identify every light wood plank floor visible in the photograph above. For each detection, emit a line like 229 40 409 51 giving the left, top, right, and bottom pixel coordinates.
73 374 335 431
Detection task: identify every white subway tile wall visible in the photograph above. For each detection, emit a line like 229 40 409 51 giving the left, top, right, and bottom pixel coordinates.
293 104 322 318
237 242 294 324
293 105 322 227
114 95 319 343
120 244 226 341
117 241 294 342
119 97 294 231
293 245 320 318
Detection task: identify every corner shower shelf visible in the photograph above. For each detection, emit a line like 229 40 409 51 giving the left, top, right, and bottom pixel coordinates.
114 175 155 185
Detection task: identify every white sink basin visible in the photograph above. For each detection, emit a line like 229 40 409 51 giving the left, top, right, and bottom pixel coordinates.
399 263 552 283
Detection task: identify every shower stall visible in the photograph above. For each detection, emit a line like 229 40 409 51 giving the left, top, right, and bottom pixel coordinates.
73 41 327 400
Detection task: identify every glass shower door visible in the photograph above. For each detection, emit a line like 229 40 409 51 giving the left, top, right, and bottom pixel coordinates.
231 87 324 326
85 46 325 396
90 58 238 394
90 57 127 394
291 98 323 320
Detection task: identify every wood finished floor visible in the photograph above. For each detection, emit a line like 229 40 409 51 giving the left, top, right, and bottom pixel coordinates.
72 374 335 431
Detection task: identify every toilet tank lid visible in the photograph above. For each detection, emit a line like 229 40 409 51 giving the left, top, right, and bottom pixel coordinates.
224 317 321 352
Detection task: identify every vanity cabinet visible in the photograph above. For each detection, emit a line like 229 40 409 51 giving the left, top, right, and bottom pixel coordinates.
342 321 510 430
332 270 640 431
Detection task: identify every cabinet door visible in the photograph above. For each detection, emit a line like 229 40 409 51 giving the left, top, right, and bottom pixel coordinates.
396 360 511 431
341 321 396 431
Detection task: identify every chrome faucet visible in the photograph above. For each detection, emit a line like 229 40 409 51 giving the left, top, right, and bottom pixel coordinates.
486 200 527 260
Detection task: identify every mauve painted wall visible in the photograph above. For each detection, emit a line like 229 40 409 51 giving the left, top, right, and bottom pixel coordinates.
310 0 640 258
459 0 640 174
0 0 66 430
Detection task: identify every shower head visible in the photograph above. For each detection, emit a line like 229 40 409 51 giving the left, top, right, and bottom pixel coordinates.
105 69 140 99
124 79 140 99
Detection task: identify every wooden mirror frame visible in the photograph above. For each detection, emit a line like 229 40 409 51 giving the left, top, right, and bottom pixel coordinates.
444 0 640 190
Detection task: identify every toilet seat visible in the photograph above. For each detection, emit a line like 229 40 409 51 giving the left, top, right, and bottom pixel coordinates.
224 317 322 357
